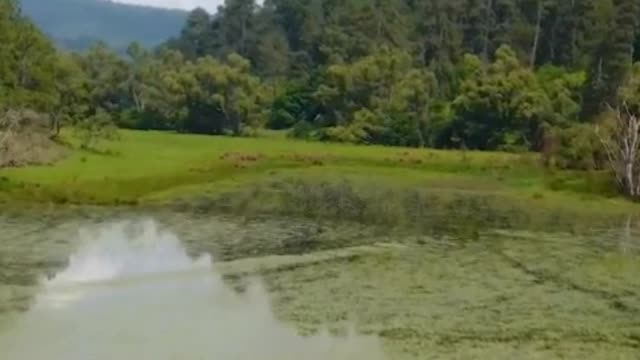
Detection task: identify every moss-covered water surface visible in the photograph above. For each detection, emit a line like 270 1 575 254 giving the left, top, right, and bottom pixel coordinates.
0 206 639 359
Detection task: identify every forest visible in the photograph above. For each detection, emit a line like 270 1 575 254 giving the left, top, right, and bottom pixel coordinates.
3 0 640 194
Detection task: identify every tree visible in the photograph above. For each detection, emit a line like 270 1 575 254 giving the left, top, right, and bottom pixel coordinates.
598 63 640 198
311 0 412 64
583 0 638 118
249 6 291 78
536 65 586 125
513 0 555 67
175 8 214 59
125 42 151 113
537 0 590 67
412 0 464 96
0 0 58 111
74 109 118 150
268 82 316 129
77 42 129 115
268 0 318 52
219 0 259 58
50 53 89 137
314 49 415 128
300 48 438 146
450 46 555 150
158 53 267 135
386 70 439 147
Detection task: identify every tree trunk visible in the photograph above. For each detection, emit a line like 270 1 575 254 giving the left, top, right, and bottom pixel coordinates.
415 120 425 148
598 104 640 199
240 16 247 56
530 0 543 67
50 115 61 139
413 97 427 148
481 0 493 63
132 86 144 112
626 115 640 197
376 0 383 40
570 0 578 65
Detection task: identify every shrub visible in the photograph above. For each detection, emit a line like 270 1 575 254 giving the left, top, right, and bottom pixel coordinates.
549 124 606 170
74 111 119 150
289 120 316 140
0 109 66 167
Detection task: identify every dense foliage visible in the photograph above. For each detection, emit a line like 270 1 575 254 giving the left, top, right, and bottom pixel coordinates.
3 0 640 155
160 0 640 151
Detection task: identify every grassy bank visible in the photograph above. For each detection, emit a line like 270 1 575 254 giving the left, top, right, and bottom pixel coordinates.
0 130 632 214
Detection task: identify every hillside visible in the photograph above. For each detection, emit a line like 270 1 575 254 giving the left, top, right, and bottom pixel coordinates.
20 0 188 51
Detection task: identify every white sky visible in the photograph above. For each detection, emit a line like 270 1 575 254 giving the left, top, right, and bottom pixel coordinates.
112 0 224 13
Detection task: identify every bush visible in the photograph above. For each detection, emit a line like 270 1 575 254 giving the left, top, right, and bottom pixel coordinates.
74 111 119 150
268 86 315 130
289 120 316 140
548 124 606 170
0 109 66 167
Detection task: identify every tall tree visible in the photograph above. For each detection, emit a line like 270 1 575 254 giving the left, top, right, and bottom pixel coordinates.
537 0 590 67
0 0 57 111
175 8 214 59
77 42 129 115
219 0 258 58
583 0 638 117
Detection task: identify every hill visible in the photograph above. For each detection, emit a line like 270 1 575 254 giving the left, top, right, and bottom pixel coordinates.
20 0 188 51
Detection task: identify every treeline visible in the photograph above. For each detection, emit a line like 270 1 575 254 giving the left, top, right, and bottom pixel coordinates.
2 0 640 159
162 0 640 153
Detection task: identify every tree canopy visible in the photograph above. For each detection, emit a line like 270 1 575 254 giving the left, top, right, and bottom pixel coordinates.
3 0 640 153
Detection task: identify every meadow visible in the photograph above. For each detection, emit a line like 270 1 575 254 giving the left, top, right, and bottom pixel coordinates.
0 129 631 215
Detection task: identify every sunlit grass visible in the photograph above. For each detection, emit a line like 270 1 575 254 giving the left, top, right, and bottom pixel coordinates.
0 129 630 212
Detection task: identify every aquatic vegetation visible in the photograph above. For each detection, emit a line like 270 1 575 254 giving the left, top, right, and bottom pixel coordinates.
0 209 639 359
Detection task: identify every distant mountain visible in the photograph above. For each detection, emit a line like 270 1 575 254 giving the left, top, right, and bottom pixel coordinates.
20 0 188 51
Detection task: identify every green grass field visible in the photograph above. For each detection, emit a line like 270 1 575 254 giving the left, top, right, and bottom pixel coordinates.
0 129 632 213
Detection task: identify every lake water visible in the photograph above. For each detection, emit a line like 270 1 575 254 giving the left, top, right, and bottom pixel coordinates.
0 207 639 359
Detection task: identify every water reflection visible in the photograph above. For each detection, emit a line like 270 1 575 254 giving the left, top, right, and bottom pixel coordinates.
0 220 385 360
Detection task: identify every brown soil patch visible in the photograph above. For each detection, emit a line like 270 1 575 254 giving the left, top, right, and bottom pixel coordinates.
0 110 67 168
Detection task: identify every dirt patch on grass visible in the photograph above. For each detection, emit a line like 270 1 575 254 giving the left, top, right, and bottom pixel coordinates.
0 131 67 167
219 152 266 168
0 110 67 168
281 153 334 166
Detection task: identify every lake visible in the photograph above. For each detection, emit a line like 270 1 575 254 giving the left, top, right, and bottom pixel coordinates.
0 206 639 359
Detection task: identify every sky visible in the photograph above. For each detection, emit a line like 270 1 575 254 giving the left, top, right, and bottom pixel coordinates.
112 0 223 13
